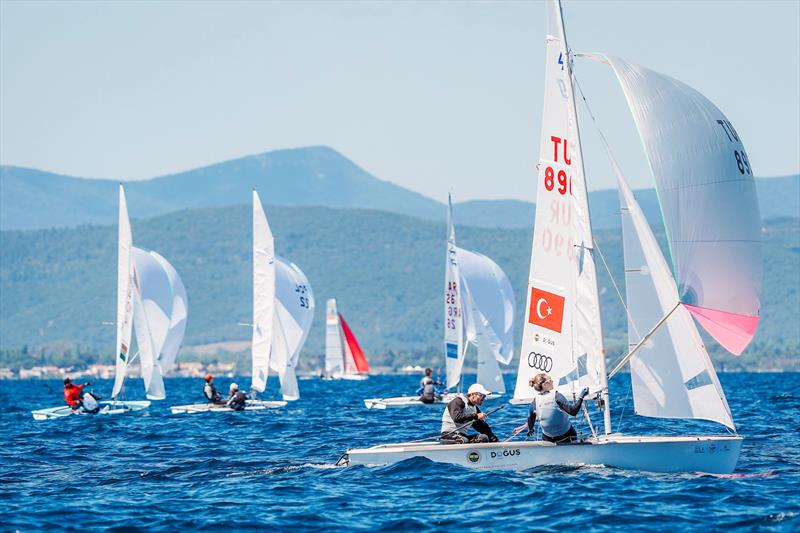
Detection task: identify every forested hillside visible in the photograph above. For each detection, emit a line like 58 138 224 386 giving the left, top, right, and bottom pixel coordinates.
1 205 797 372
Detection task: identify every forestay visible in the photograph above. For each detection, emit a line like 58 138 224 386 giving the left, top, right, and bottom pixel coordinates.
271 257 314 400
112 186 135 399
514 0 606 403
617 168 734 429
252 190 276 393
604 56 762 355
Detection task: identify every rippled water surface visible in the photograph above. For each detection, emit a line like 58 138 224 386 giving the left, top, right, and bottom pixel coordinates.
1 373 798 531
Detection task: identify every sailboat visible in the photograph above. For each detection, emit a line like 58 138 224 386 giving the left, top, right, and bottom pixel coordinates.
338 0 759 474
364 195 515 409
324 298 369 380
31 185 174 420
171 190 314 414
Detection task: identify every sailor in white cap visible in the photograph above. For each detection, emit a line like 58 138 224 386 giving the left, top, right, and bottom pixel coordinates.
440 383 498 444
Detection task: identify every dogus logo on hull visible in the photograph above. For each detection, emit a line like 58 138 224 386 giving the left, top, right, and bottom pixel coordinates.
490 449 521 459
528 287 565 333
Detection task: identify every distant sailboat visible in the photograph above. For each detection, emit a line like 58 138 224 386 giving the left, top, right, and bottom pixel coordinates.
324 298 369 380
32 185 172 420
364 195 515 408
171 190 314 414
339 0 758 474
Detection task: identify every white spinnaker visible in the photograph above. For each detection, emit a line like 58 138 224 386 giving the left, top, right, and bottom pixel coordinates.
271 257 314 400
151 251 187 374
131 247 172 400
444 195 464 390
457 247 515 365
252 190 275 394
325 298 344 375
618 169 734 429
112 186 135 399
604 56 761 355
514 0 605 403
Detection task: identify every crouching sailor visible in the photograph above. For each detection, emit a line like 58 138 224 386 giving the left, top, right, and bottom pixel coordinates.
527 373 589 444
203 374 225 405
227 383 247 411
417 368 443 404
440 383 498 444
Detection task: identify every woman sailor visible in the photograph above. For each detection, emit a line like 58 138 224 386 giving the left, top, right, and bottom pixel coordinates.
526 373 589 444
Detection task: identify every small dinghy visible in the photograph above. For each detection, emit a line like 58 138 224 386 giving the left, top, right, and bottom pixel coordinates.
32 401 151 421
341 0 761 474
170 190 313 414
169 400 287 415
323 299 369 380
31 186 186 419
364 196 515 409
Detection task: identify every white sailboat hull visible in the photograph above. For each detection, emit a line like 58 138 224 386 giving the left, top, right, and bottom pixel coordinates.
169 399 287 414
338 434 742 474
324 373 368 381
363 392 501 409
364 394 454 409
31 400 151 421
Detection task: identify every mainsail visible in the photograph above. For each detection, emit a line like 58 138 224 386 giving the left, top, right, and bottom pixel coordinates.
325 299 344 375
604 57 762 355
112 185 135 399
444 195 464 389
252 190 275 394
514 0 606 405
271 257 315 400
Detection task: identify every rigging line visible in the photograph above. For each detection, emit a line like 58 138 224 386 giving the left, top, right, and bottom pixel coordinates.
593 236 642 341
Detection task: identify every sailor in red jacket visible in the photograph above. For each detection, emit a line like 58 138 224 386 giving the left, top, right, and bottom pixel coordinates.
63 378 89 410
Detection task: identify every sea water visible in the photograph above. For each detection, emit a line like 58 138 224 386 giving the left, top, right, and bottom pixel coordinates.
1 373 798 531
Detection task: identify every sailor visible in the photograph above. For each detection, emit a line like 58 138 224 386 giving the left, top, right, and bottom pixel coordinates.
81 390 100 414
416 368 443 404
63 378 90 411
227 383 247 411
203 374 224 404
440 383 498 444
526 373 589 444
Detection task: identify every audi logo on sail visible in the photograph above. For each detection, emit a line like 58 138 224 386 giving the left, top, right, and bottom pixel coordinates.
528 352 553 372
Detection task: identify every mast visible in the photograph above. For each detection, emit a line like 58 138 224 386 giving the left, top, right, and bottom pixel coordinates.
552 0 612 434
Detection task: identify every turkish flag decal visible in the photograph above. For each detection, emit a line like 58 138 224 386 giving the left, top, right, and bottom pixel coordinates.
528 287 565 333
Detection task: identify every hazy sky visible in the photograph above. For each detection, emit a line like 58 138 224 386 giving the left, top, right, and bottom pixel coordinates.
2 0 798 202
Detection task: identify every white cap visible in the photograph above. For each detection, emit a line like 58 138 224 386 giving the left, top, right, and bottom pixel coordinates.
229 382 238 392
467 383 491 396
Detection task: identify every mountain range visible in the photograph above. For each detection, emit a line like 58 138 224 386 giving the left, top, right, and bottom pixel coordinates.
2 146 797 231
